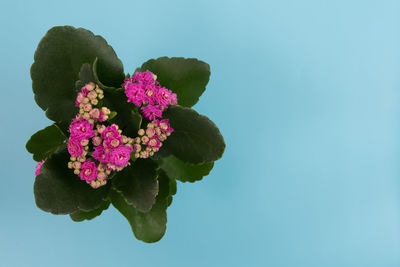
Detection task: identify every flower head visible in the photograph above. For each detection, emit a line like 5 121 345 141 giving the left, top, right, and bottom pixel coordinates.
69 119 94 140
101 125 120 139
79 160 98 182
141 105 163 121
109 145 132 167
67 137 84 157
155 87 175 108
124 83 146 106
92 145 109 164
157 119 174 133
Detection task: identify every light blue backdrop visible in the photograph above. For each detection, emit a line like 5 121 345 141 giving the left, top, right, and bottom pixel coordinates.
1 0 400 266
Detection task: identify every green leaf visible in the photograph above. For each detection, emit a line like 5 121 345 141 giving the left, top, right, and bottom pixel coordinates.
162 105 225 163
139 57 210 107
110 170 176 243
70 200 110 222
167 177 177 207
159 155 214 183
31 26 124 122
108 111 117 120
34 150 110 214
112 159 159 212
103 89 142 137
26 124 67 162
75 63 96 90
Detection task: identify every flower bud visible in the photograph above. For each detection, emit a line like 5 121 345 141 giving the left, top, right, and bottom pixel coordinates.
89 108 100 119
83 103 92 112
97 124 106 134
90 181 100 189
92 136 102 146
87 91 97 99
141 136 149 144
85 82 95 91
80 139 89 146
82 113 90 120
72 161 81 169
146 128 156 138
101 107 110 115
133 144 141 152
98 172 107 181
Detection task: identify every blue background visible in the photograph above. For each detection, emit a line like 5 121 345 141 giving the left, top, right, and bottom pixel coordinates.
1 0 400 266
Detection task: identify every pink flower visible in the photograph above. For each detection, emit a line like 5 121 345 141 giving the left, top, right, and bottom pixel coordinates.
79 160 98 182
89 108 100 120
101 125 120 139
35 160 45 176
92 146 109 164
123 71 162 107
141 105 163 121
131 70 157 85
92 136 102 146
67 137 84 157
155 87 174 108
125 83 146 106
169 92 177 105
158 119 174 133
147 136 161 149
69 119 95 140
109 145 133 167
103 135 122 149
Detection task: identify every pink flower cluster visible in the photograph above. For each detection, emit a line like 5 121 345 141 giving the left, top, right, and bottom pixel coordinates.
122 71 177 120
67 83 133 189
132 119 174 159
91 124 133 171
75 82 110 124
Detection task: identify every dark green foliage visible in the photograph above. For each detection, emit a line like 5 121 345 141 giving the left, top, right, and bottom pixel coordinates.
112 159 159 212
26 124 66 162
110 170 176 243
162 106 225 163
34 150 110 214
31 26 124 121
70 200 110 222
159 155 214 182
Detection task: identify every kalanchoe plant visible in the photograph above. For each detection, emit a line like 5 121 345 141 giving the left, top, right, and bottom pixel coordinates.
26 26 225 243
